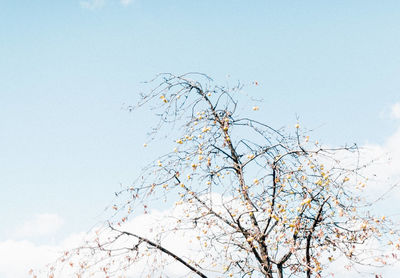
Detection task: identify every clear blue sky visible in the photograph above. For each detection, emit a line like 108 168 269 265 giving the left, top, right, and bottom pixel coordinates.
1 0 400 244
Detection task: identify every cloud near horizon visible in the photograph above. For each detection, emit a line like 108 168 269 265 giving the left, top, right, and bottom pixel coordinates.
0 231 86 278
3 197 400 277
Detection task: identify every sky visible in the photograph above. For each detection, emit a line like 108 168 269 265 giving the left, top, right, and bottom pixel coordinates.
1 0 400 277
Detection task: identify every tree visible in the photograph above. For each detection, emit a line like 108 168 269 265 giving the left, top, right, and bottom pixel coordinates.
39 73 399 278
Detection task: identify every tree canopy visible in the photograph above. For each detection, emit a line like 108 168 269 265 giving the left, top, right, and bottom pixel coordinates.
38 73 400 278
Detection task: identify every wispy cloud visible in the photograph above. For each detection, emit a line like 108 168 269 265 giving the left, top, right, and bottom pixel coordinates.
80 0 106 10
80 0 133 9
391 102 400 119
120 0 134 6
14 213 64 238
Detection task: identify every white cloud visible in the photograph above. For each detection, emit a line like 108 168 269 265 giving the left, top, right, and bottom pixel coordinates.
120 0 134 6
14 213 64 238
0 209 193 278
0 230 88 278
391 102 400 119
0 240 58 278
2 191 400 278
361 126 400 191
80 0 105 10
80 0 133 9
334 104 400 203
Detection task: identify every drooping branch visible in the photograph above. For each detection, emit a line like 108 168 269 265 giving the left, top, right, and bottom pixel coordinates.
109 224 208 278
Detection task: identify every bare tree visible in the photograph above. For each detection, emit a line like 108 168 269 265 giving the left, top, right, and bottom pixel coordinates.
38 73 400 278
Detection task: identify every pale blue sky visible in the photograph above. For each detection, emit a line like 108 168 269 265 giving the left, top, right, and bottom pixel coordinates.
1 0 400 246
